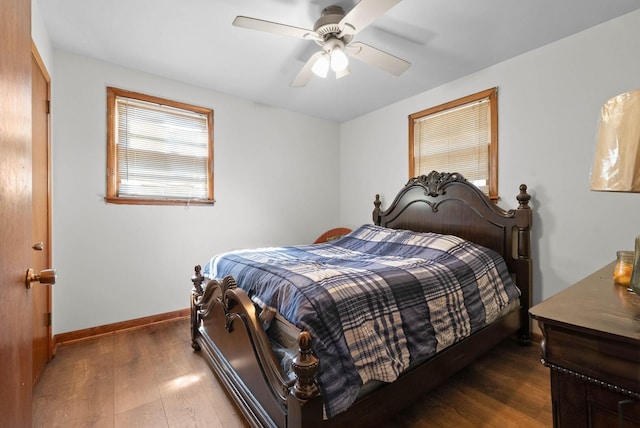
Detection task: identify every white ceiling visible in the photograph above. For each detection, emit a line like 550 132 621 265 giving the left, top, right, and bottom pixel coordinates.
38 0 640 122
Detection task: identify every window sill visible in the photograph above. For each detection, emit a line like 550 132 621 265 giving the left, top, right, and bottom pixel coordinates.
104 197 215 206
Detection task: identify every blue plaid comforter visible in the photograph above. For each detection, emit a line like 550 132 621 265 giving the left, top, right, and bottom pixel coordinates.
202 224 520 418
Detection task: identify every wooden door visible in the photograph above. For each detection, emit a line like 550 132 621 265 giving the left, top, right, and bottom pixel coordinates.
31 47 53 385
0 0 34 425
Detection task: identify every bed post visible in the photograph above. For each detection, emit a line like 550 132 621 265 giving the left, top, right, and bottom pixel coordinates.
190 265 204 351
372 194 382 225
288 331 323 428
515 184 532 345
291 332 319 399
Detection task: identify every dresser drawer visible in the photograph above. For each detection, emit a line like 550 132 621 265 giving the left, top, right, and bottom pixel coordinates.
543 323 640 395
587 382 640 428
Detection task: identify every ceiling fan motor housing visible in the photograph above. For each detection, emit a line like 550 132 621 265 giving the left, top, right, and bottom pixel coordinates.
314 6 353 44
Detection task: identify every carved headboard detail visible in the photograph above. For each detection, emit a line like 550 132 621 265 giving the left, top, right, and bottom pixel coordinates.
373 171 531 289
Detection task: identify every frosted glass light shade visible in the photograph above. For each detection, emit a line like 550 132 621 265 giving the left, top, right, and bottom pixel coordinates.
330 47 349 72
590 89 640 192
312 54 329 78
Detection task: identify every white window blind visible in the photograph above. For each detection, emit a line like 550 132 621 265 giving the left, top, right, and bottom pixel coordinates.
115 96 210 200
413 98 490 191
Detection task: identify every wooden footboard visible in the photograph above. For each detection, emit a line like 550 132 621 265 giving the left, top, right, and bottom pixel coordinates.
191 268 323 428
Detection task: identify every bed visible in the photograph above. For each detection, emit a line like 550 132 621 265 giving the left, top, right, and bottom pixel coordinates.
189 171 533 428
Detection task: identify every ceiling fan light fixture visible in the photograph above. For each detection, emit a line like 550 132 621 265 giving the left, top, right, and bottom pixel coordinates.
234 1 410 88
311 53 330 78
330 46 349 72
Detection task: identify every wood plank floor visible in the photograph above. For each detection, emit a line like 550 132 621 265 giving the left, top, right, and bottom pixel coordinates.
33 318 552 427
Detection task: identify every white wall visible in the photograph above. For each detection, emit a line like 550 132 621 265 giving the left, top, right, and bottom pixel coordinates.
340 10 640 304
31 0 53 71
51 51 340 334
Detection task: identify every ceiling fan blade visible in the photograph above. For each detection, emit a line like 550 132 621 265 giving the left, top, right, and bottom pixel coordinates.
291 51 325 87
339 0 402 36
233 16 321 41
346 42 410 76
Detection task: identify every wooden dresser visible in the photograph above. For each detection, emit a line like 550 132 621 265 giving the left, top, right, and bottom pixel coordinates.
530 262 640 427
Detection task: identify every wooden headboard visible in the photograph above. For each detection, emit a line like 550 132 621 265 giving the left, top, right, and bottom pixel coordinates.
373 171 533 336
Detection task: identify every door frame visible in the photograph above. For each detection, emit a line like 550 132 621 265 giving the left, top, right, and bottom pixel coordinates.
31 41 53 365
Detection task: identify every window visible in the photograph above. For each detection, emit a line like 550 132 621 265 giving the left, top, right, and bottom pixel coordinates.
409 88 498 200
106 87 214 205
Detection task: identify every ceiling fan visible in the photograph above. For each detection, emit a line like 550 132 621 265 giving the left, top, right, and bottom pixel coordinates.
232 0 411 87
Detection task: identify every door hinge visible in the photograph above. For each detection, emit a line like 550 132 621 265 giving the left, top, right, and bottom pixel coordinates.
47 312 52 327
46 100 51 114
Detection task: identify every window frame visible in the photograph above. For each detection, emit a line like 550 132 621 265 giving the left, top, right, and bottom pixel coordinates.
408 87 498 201
106 87 215 206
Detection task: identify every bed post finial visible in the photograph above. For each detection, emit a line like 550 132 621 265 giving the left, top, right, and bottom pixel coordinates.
517 184 531 209
192 265 204 294
373 194 382 225
291 331 319 400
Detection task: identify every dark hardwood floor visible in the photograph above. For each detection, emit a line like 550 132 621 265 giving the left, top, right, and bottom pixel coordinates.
33 318 552 427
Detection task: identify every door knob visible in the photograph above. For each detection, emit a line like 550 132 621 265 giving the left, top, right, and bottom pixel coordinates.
32 242 44 251
25 268 56 289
